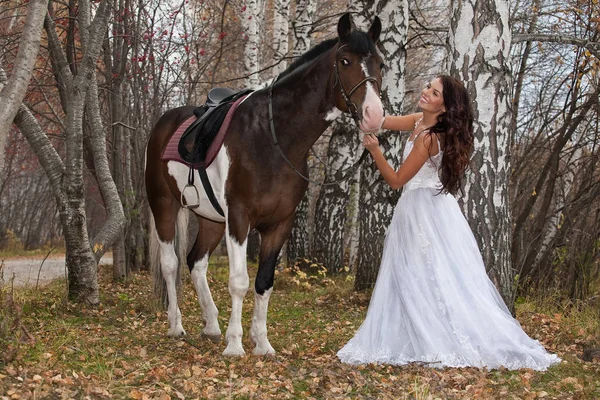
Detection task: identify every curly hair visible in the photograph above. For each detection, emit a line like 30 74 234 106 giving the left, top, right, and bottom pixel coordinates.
428 75 474 195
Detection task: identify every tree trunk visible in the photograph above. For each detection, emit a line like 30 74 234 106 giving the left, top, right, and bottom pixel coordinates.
61 197 99 304
16 0 116 303
286 0 315 264
242 0 265 88
292 0 315 57
355 0 407 291
0 0 49 171
287 193 309 263
312 124 359 273
448 0 514 306
111 80 127 280
273 0 290 75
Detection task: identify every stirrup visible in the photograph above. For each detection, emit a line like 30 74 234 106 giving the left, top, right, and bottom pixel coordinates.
181 184 201 209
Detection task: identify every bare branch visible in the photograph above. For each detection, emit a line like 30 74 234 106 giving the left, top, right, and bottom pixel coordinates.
513 33 600 59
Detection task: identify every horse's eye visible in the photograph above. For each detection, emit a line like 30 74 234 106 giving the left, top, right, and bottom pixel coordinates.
340 58 350 66
380 62 385 70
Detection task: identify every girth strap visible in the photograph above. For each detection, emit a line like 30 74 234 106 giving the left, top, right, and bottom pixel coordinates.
197 167 225 217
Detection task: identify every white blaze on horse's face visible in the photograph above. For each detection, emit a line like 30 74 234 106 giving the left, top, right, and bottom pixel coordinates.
358 60 384 133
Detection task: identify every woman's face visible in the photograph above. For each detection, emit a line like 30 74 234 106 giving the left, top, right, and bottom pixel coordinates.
418 78 445 115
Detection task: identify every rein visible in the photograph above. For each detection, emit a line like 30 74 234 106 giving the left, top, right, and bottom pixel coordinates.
267 43 380 186
268 78 370 187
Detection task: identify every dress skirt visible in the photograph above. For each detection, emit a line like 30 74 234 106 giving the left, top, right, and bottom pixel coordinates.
337 188 560 370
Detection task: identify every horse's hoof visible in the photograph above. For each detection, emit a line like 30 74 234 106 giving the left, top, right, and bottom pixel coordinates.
253 344 276 356
202 332 222 343
167 327 187 337
223 345 245 357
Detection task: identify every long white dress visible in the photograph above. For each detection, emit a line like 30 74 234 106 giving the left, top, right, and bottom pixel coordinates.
337 133 560 371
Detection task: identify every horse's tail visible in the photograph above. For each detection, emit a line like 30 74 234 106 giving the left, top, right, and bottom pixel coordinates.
150 207 190 308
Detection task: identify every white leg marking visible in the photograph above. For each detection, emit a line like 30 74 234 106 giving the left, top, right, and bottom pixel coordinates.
190 254 221 341
250 287 275 355
223 230 249 356
159 239 186 337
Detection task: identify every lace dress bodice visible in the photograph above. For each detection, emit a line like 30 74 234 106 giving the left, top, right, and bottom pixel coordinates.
402 132 443 193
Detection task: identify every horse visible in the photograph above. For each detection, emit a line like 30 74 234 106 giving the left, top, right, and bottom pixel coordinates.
145 13 384 356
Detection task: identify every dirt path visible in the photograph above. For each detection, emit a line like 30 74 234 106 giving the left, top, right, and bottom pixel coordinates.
1 254 113 287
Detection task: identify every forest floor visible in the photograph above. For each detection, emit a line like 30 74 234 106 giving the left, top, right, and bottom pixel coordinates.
0 257 599 399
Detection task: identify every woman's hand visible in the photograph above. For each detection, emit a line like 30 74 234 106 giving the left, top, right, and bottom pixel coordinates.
363 133 380 153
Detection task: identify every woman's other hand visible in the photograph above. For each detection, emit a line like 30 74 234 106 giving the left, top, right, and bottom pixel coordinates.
363 133 380 152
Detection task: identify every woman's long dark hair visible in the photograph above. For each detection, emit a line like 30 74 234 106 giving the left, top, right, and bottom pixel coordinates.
429 75 474 195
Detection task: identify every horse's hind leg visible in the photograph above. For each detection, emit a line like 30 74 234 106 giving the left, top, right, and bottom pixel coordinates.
251 215 295 355
153 204 188 337
187 216 225 342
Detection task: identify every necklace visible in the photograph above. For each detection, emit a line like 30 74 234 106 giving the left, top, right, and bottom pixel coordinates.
409 117 433 142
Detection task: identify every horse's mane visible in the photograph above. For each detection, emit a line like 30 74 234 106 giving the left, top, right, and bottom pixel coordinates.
277 32 378 80
278 38 338 79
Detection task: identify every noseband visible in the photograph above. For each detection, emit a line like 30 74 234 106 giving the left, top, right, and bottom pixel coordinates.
333 43 380 123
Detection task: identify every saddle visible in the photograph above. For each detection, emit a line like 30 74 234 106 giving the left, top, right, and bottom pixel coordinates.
178 88 253 164
176 87 253 217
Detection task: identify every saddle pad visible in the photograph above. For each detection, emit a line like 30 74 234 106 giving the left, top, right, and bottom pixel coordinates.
161 94 247 168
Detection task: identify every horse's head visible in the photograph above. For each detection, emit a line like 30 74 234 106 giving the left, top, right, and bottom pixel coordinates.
333 13 384 133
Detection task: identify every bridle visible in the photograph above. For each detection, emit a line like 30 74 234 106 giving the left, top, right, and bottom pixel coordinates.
333 43 381 123
267 42 382 186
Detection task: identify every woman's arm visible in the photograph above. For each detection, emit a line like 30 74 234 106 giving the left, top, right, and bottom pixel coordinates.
363 132 437 190
381 112 422 132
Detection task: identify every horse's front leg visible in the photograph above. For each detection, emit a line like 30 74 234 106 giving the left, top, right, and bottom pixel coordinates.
251 215 295 355
223 212 250 356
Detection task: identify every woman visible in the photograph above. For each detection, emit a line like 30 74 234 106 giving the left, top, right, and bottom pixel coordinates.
337 75 560 370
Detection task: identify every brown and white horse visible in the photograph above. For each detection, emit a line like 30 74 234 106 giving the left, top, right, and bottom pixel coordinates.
145 13 384 356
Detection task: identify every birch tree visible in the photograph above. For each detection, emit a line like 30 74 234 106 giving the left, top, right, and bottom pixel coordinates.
286 0 315 263
355 0 408 290
242 0 265 88
291 0 315 57
273 0 291 76
7 0 124 304
313 124 360 273
0 0 49 171
448 0 514 305
312 6 363 273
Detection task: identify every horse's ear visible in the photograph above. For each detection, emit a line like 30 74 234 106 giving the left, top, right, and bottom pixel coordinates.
368 16 382 44
338 13 353 41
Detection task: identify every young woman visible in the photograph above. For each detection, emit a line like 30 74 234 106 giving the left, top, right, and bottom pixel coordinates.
337 75 560 370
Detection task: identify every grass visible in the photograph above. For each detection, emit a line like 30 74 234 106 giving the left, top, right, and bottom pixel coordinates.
0 258 599 399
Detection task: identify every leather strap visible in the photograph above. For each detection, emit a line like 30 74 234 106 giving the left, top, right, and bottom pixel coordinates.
197 167 225 217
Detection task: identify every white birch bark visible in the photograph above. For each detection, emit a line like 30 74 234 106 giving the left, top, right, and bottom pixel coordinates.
355 0 408 290
286 0 315 263
242 0 265 88
273 0 290 75
0 0 49 171
292 0 315 57
448 0 514 305
313 129 361 273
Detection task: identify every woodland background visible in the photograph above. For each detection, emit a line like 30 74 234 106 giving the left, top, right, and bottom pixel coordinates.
0 0 599 398
0 0 598 304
